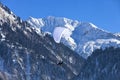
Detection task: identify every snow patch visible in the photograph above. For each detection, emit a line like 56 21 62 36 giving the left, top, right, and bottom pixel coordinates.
81 39 120 58
114 33 120 37
0 7 16 25
27 17 44 28
89 23 98 28
69 57 75 64
0 33 6 41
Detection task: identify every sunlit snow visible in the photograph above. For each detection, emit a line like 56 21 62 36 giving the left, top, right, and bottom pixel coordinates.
27 16 120 59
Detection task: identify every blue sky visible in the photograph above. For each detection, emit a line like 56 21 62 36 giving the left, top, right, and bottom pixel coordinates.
2 0 120 33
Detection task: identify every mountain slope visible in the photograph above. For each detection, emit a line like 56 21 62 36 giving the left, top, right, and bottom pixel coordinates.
27 16 120 59
0 3 120 80
72 47 120 80
0 3 85 80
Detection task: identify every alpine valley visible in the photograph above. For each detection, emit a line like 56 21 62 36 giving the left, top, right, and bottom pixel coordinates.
0 3 120 80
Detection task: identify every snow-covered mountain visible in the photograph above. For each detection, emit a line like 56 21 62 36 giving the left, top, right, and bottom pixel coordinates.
0 3 85 80
27 16 120 59
0 3 120 80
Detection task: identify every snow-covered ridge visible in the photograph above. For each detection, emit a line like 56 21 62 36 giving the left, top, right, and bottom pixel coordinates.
0 4 16 24
114 33 120 37
27 16 79 32
81 39 120 58
0 3 24 31
27 16 120 59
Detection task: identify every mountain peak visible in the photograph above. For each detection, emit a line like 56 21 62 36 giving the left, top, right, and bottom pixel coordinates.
27 16 120 59
0 3 23 27
0 2 12 14
0 3 120 80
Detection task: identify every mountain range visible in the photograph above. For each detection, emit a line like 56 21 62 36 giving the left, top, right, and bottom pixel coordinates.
27 16 120 59
0 3 120 80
